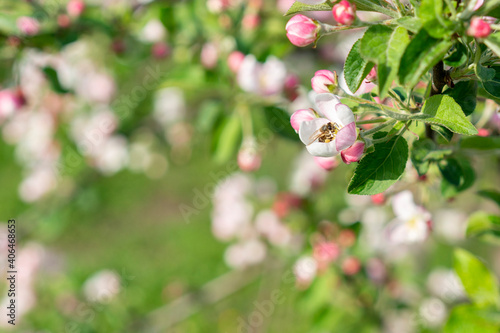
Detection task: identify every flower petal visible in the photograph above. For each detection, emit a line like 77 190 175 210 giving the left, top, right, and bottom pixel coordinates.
392 190 418 220
306 140 338 157
335 122 357 151
335 103 355 126
314 93 341 121
298 118 329 144
290 109 316 132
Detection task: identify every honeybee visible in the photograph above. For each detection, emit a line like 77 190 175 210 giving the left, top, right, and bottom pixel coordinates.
307 122 340 145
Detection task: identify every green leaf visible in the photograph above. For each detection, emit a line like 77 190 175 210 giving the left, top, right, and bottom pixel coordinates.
420 95 477 135
481 66 500 100
411 138 452 176
394 17 422 33
466 211 500 238
418 0 450 38
460 136 500 150
351 0 398 18
359 25 394 62
475 63 496 82
477 189 500 207
444 42 468 67
443 80 477 116
399 29 452 88
444 304 500 333
263 106 300 142
285 1 331 15
344 39 375 94
431 124 453 142
348 133 408 195
212 115 242 164
439 157 475 198
454 248 500 307
42 67 70 94
485 32 500 58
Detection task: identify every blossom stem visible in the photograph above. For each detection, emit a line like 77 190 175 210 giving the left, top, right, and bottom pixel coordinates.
341 94 400 113
356 118 388 125
444 0 457 19
320 19 395 35
361 119 397 136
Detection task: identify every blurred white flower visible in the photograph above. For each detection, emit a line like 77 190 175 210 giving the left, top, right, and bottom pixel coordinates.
289 151 328 196
153 87 186 128
140 19 167 43
19 167 58 202
419 298 447 328
386 191 431 244
254 210 292 246
224 239 266 269
427 268 466 302
83 270 121 303
383 310 415 333
237 55 287 96
293 256 317 287
92 135 129 175
432 209 467 242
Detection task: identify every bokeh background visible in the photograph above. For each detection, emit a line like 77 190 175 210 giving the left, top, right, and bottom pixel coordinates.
0 0 499 332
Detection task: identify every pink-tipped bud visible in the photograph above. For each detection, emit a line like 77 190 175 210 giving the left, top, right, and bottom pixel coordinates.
365 66 377 82
57 14 71 28
273 192 302 218
313 156 339 171
371 193 385 205
67 0 86 17
342 256 361 276
152 42 170 59
311 70 338 93
477 128 490 137
340 140 365 164
332 1 356 26
313 241 340 264
17 17 40 36
201 43 218 69
237 140 261 172
227 51 245 74
290 108 316 132
0 88 24 119
467 17 492 38
474 0 484 11
285 14 320 47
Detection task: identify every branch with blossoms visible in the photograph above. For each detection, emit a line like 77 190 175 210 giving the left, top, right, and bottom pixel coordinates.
284 0 500 198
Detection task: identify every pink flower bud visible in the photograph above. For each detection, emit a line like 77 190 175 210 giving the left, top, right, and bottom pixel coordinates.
340 141 364 164
477 128 490 137
332 1 356 26
272 192 302 218
342 256 361 276
290 108 316 132
67 0 86 17
313 241 340 264
467 17 492 38
237 142 261 172
0 88 24 120
17 17 40 36
285 14 320 47
242 13 260 30
365 66 377 82
151 42 170 59
227 51 245 73
313 156 339 171
311 70 338 93
57 14 71 28
371 193 385 205
474 0 484 11
201 43 218 69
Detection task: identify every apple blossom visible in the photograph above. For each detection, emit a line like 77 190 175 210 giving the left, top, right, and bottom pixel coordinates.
83 270 121 303
285 14 320 47
313 241 340 264
0 88 24 120
340 140 365 164
311 70 338 93
67 0 86 17
17 17 40 36
291 93 357 157
237 139 262 172
201 42 218 69
313 156 339 171
332 1 356 26
342 256 361 275
227 51 245 73
237 55 287 96
294 256 317 287
467 17 492 38
386 191 432 244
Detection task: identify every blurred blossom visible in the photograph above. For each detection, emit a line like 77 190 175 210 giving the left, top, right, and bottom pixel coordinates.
252 176 277 201
366 258 387 285
152 41 170 59
313 156 339 171
91 135 129 175
427 268 466 302
237 55 287 96
227 51 245 73
17 17 40 36
272 192 302 218
207 0 231 13
289 151 328 196
386 191 431 244
341 256 361 275
237 138 261 172
432 209 467 242
67 0 86 17
19 167 58 202
293 256 317 287
0 89 24 121
153 87 186 128
76 71 116 104
140 19 167 43
419 298 447 327
224 239 266 269
83 270 121 303
254 210 292 246
201 43 219 69
313 241 340 270
383 311 415 333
